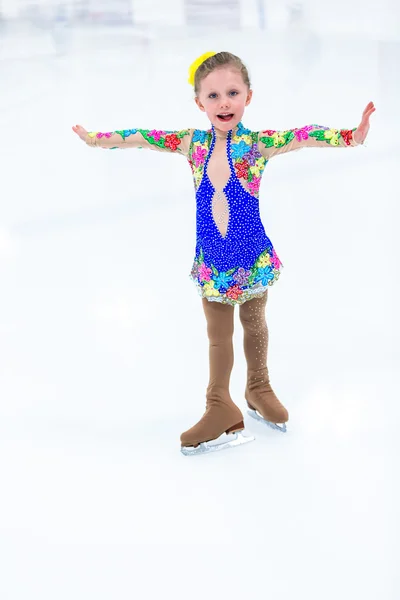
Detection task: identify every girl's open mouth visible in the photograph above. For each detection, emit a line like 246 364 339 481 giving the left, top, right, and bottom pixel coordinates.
217 114 234 122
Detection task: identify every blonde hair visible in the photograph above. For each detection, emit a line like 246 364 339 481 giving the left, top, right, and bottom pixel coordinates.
193 52 251 96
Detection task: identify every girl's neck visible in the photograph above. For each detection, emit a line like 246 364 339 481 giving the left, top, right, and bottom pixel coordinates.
213 125 235 140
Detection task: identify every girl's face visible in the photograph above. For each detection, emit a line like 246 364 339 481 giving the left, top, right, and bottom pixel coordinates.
195 67 253 134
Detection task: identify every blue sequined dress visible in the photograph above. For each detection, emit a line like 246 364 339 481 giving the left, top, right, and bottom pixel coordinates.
190 125 281 306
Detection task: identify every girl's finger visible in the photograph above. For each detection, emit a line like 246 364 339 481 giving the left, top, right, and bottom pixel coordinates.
363 102 374 114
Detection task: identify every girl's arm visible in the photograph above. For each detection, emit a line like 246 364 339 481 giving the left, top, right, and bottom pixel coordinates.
72 125 193 157
258 102 375 160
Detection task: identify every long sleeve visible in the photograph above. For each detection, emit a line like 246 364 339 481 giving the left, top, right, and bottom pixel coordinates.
258 124 363 160
85 127 194 157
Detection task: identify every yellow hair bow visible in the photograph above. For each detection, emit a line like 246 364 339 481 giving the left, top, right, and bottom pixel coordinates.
188 52 217 86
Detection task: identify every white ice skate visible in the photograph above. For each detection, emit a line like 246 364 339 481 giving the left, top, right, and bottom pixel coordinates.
181 429 255 456
247 408 287 432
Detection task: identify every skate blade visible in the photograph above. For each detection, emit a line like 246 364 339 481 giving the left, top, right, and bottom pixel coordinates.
247 409 287 433
181 430 255 456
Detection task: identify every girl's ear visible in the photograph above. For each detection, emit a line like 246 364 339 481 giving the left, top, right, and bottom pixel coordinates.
195 97 206 112
245 89 253 106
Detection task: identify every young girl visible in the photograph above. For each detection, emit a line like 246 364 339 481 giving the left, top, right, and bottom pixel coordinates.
73 51 375 456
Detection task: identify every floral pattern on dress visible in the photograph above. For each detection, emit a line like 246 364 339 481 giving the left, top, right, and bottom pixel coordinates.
232 130 267 198
259 125 356 149
139 129 189 151
88 128 190 151
187 123 268 197
236 122 252 136
188 128 212 190
231 140 252 159
189 246 282 306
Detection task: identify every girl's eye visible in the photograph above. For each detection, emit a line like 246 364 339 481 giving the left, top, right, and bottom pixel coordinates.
209 93 217 99
229 91 238 96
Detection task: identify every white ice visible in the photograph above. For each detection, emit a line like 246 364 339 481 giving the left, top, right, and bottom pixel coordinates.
0 12 399 600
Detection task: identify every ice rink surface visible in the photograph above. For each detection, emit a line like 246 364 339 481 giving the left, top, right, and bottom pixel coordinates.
0 16 399 600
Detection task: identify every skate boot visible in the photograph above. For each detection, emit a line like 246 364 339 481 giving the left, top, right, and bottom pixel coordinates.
180 386 254 456
239 292 288 433
245 367 288 432
181 298 254 456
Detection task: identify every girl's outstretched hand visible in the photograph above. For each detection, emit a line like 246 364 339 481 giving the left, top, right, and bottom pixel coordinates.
353 102 376 144
72 124 89 142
